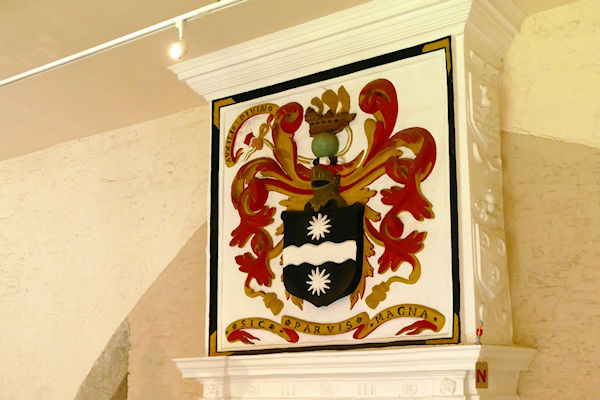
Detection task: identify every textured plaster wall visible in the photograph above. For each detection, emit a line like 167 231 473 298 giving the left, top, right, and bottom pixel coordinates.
3 2 599 399
501 0 600 398
502 133 600 399
0 105 210 400
127 225 207 400
502 0 600 148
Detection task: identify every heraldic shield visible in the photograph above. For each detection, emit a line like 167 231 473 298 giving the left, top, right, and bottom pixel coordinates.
281 203 364 307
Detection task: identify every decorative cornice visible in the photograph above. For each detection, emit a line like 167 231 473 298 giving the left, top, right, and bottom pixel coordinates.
171 0 525 101
175 345 533 379
174 345 535 399
169 0 476 101
170 0 523 101
466 0 524 64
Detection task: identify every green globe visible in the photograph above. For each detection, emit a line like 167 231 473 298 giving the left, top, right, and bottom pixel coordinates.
311 133 339 158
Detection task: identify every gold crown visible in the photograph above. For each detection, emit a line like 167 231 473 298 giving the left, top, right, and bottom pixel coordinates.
305 86 356 136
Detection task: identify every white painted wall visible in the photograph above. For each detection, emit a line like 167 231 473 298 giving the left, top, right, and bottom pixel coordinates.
502 132 600 400
0 106 210 400
501 1 600 398
502 0 600 149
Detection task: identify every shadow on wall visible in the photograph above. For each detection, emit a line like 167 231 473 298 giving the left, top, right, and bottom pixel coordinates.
126 224 207 400
74 224 207 400
110 375 128 400
502 132 600 399
131 344 173 399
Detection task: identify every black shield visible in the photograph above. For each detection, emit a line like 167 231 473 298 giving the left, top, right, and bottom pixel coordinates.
281 203 364 307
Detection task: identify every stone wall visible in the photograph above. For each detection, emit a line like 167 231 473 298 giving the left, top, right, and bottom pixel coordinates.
502 0 600 148
127 225 207 400
501 0 600 398
502 133 600 399
0 105 209 400
74 321 130 400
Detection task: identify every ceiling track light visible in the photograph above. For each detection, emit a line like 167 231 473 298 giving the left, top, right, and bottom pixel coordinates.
169 19 188 60
0 0 246 88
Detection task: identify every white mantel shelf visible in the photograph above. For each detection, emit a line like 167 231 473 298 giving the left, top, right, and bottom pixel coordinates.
174 345 535 399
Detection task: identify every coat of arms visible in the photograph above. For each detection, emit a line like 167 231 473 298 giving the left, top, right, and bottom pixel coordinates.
211 39 458 354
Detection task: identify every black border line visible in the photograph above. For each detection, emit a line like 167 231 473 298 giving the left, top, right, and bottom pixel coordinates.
208 107 221 355
446 37 461 345
209 36 460 356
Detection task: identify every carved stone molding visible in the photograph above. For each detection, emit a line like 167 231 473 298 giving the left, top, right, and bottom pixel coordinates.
457 0 522 344
174 345 535 400
465 49 513 344
171 1 476 101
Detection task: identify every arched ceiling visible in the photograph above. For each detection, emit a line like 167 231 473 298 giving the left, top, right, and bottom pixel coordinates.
0 0 575 161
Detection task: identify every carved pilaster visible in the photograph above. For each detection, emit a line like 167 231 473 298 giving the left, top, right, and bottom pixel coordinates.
456 0 523 344
466 49 512 344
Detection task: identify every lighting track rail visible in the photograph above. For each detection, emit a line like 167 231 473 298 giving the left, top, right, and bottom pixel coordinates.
0 0 245 88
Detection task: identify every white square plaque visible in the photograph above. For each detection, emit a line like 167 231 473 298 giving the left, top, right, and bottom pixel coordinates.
208 38 459 355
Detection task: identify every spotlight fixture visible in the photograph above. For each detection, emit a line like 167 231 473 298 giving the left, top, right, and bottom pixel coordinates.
0 0 246 87
168 19 188 60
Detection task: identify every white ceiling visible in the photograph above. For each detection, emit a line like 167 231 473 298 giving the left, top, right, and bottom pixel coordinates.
0 0 575 161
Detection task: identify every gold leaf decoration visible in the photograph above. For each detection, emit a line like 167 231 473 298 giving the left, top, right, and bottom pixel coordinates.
338 85 351 113
322 89 339 114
